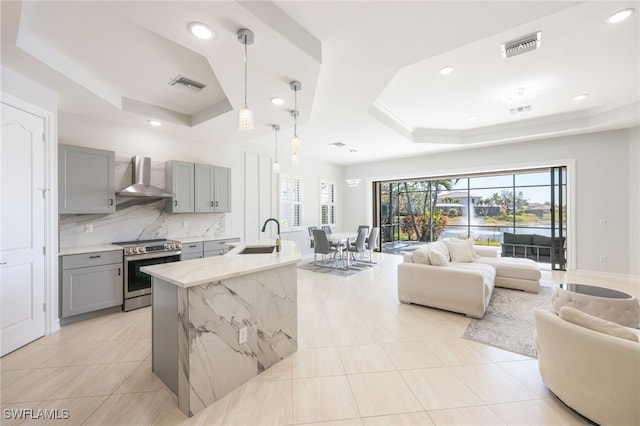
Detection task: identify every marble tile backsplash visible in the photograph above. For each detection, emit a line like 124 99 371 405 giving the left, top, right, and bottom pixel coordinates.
59 158 226 249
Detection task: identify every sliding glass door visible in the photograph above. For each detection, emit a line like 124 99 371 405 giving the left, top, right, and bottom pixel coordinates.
373 166 567 270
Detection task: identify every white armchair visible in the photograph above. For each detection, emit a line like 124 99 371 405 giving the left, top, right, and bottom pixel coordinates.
534 308 640 426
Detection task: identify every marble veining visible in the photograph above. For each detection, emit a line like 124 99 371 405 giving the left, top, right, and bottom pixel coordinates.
168 263 298 416
59 159 226 249
141 241 300 288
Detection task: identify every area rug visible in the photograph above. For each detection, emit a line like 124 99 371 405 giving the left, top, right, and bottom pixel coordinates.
297 260 375 277
462 286 554 358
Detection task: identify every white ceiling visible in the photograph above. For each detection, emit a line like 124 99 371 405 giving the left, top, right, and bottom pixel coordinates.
1 1 638 165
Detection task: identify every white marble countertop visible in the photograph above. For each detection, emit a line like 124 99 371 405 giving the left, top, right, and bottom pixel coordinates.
141 240 301 288
171 236 240 244
58 237 241 256
59 244 123 256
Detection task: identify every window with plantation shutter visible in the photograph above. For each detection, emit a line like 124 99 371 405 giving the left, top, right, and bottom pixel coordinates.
320 180 337 226
279 175 303 231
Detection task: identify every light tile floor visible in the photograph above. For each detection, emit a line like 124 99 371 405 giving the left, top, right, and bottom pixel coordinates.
1 253 590 425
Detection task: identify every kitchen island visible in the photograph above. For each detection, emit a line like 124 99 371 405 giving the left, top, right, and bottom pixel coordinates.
141 240 300 417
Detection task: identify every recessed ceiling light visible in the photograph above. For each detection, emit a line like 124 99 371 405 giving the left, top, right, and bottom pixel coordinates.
439 66 454 75
188 22 214 40
148 119 162 127
270 97 285 105
606 8 635 24
467 116 478 121
573 93 589 101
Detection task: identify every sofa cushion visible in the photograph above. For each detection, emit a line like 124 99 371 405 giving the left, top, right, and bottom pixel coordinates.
428 248 450 266
444 239 475 263
449 262 496 294
559 306 639 342
532 234 552 257
411 247 431 265
474 257 541 281
430 241 449 259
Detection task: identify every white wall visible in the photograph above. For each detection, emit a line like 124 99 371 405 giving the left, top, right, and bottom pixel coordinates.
629 127 640 276
275 154 343 255
1 66 57 112
57 110 343 254
343 128 640 279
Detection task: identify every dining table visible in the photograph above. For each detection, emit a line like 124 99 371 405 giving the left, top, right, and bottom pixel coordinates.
327 232 357 269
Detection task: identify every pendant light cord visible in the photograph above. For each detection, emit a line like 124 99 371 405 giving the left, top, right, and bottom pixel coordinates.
293 89 298 137
243 37 248 107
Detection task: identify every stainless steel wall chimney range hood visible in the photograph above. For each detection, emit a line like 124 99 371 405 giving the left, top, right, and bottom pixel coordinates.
117 156 175 198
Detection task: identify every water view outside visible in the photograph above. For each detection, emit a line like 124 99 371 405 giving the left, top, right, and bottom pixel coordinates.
376 168 567 268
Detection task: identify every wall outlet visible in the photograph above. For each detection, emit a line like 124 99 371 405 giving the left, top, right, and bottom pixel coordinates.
182 221 189 229
238 326 247 344
599 256 606 262
599 219 609 225
84 224 93 233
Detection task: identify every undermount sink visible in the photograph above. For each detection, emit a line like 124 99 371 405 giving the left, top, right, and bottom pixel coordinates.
239 246 276 254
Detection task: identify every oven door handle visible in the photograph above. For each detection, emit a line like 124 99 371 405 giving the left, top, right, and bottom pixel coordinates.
125 251 181 261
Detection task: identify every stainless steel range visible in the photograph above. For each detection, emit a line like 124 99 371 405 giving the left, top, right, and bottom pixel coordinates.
113 239 182 311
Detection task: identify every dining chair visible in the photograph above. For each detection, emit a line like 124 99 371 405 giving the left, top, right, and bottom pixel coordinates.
308 226 317 248
358 224 370 245
347 228 368 263
312 229 337 268
321 225 341 250
357 224 369 235
366 227 380 263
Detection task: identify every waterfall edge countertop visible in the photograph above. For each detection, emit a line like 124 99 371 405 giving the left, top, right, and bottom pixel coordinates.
140 240 301 288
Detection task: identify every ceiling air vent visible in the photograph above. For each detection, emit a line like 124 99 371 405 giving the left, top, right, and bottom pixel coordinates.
329 142 346 147
169 75 206 93
501 31 541 58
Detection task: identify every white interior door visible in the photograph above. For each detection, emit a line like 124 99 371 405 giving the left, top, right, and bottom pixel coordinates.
1 102 46 356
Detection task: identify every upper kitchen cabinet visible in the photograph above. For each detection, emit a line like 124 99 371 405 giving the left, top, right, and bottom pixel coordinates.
165 160 194 213
58 144 115 214
195 164 231 213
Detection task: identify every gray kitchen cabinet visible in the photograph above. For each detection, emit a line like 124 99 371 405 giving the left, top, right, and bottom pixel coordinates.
195 164 231 213
213 166 231 212
203 237 239 257
165 160 195 213
60 250 123 318
58 144 116 214
179 238 239 259
180 242 203 260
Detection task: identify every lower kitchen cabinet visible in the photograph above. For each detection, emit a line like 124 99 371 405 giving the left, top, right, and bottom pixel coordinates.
204 238 237 257
180 242 204 260
60 250 123 318
179 238 240 259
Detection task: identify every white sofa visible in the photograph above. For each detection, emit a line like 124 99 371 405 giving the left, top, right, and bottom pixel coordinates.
534 308 640 426
397 239 541 318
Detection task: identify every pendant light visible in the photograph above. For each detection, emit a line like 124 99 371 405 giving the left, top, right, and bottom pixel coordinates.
272 124 280 174
237 28 254 132
290 81 302 165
